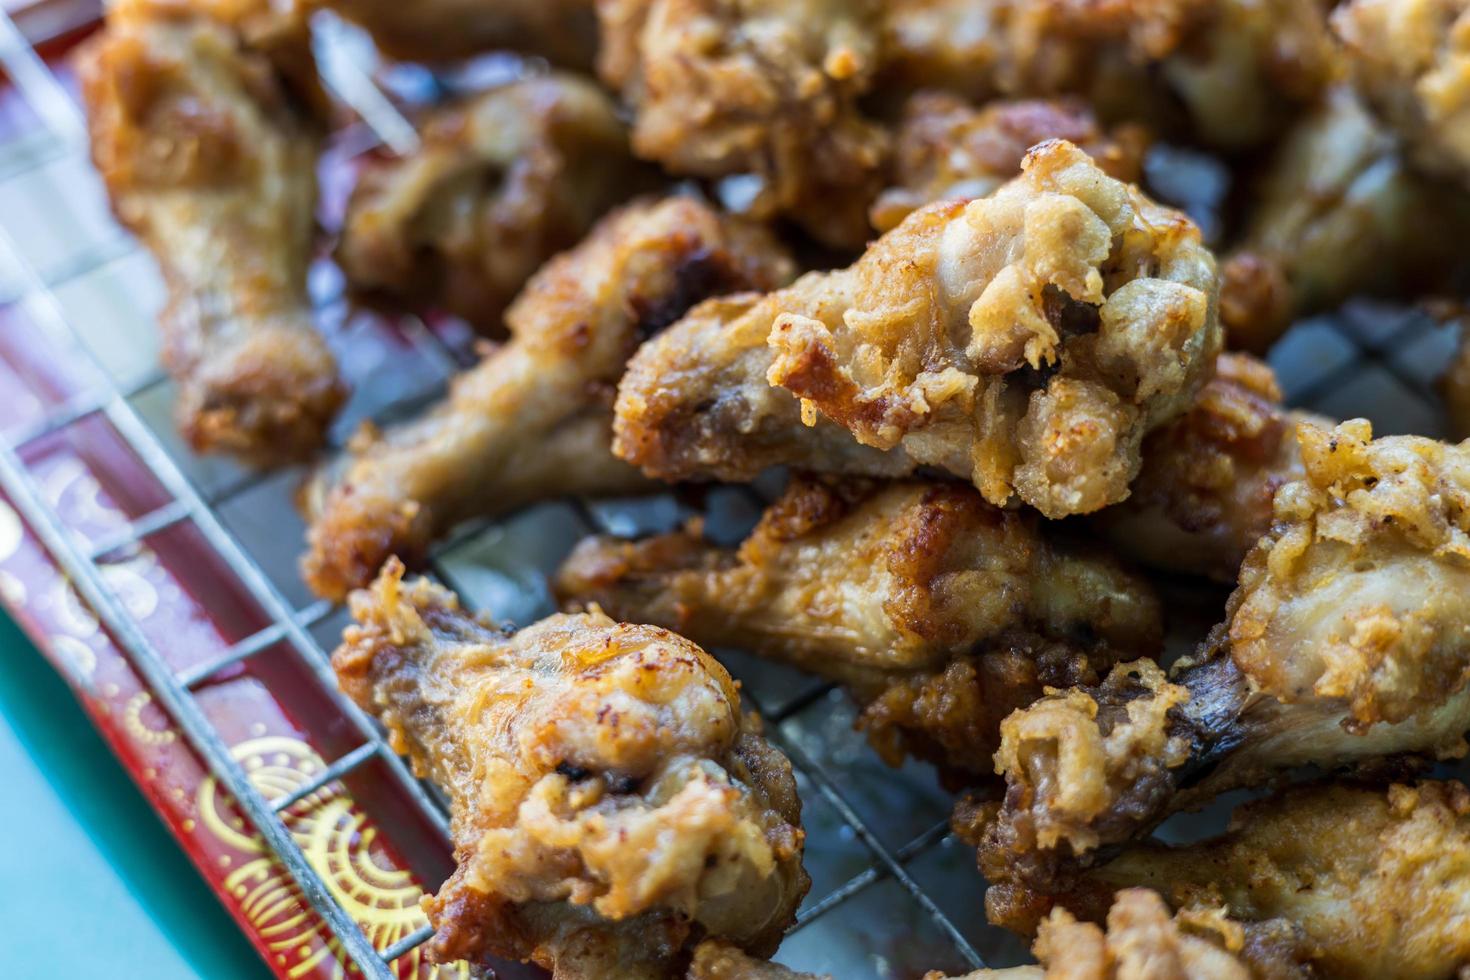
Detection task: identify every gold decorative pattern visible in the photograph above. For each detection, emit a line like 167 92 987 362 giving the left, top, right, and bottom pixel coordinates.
51 633 98 680
123 691 176 745
198 736 469 979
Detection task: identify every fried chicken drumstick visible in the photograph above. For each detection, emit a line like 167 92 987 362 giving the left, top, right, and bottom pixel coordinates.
317 0 599 67
973 420 1470 919
303 195 795 601
1001 780 1470 980
336 74 651 332
556 475 1162 784
334 560 809 978
617 139 1221 519
77 0 344 466
596 0 890 248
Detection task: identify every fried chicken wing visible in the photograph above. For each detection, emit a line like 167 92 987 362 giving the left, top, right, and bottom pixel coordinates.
303 195 795 601
77 0 344 466
1333 0 1470 189
931 889 1314 980
1220 86 1470 352
870 92 1151 233
333 560 809 978
1037 781 1470 980
973 420 1470 918
616 140 1221 519
337 74 652 332
877 0 1337 152
596 0 890 247
556 476 1162 784
1094 353 1320 582
317 0 599 67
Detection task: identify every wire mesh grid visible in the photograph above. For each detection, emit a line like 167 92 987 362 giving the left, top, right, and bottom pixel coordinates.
0 5 1461 979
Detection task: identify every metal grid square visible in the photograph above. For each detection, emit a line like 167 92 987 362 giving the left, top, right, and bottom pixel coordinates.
0 5 1462 980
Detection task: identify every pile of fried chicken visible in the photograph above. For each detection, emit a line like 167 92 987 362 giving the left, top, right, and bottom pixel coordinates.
76 0 1470 976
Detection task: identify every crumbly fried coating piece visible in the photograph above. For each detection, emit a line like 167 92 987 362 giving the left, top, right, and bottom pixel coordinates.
337 74 652 332
1223 86 1470 351
303 196 795 601
877 0 1337 151
617 140 1220 518
596 0 890 248
688 942 826 980
870 92 1151 233
316 0 599 67
556 476 1162 783
1063 782 1470 980
333 560 809 978
1333 0 1470 188
77 0 344 466
972 419 1470 921
932 889 1313 980
1094 353 1317 582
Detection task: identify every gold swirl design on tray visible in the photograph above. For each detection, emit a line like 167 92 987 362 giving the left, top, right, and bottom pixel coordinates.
123 691 177 746
198 736 468 979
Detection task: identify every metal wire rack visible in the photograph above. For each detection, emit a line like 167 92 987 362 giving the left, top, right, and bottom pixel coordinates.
0 3 1461 978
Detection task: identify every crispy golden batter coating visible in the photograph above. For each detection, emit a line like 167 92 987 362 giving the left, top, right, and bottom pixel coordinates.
303 196 795 601
333 560 809 978
933 889 1312 980
1059 782 1470 980
596 0 890 247
337 74 651 332
1334 0 1470 188
1225 86 1470 351
688 942 825 979
877 0 1337 151
77 0 344 466
617 140 1220 518
870 92 1151 233
1094 353 1316 582
316 0 598 67
556 476 1162 783
973 420 1470 920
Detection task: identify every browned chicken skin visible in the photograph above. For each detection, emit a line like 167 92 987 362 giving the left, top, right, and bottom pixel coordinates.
336 74 653 332
688 942 824 979
303 195 795 601
334 559 809 978
870 92 1152 233
1094 353 1319 582
616 140 1221 519
934 888 1315 980
973 420 1470 925
316 0 600 67
556 476 1162 784
1219 86 1470 352
597 0 890 249
1011 781 1470 980
77 0 344 466
1333 0 1470 189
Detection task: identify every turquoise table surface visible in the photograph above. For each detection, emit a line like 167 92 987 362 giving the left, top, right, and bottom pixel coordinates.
0 610 271 979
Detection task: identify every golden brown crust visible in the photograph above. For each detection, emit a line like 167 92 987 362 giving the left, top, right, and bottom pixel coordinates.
1236 85 1470 323
975 421 1470 922
556 476 1161 783
77 0 343 466
1333 0 1470 188
316 0 599 67
1078 781 1470 980
1216 252 1295 355
336 74 652 332
303 195 795 601
598 0 890 248
617 140 1221 518
1094 353 1312 582
687 941 827 979
334 560 809 977
870 92 1151 233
